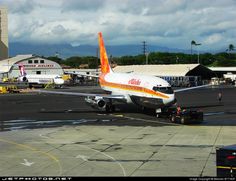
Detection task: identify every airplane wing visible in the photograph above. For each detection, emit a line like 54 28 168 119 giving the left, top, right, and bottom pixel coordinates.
174 84 212 93
33 89 126 100
64 71 99 78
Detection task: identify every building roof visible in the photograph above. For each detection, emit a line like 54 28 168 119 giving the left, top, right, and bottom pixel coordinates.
0 54 34 73
209 67 236 72
113 64 202 77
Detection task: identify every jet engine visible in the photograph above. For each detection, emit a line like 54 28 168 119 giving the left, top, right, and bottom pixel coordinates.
85 96 114 112
18 76 28 82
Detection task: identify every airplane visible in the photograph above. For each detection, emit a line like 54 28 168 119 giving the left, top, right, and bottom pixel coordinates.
35 32 211 116
17 64 65 87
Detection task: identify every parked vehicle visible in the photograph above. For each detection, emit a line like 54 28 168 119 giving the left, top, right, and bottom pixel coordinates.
168 108 203 124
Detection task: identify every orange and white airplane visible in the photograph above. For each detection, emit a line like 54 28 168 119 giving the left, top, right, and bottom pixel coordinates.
37 32 210 116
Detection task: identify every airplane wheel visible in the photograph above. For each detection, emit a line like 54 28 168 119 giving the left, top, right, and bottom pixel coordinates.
170 115 176 123
180 116 185 124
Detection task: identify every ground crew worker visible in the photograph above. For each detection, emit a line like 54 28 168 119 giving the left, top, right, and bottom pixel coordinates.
218 92 222 102
176 105 181 115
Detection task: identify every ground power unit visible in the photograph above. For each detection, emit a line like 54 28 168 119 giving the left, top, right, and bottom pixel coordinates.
216 144 236 177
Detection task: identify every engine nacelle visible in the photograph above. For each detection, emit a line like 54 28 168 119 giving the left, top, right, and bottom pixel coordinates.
97 99 106 108
18 76 28 82
85 96 107 110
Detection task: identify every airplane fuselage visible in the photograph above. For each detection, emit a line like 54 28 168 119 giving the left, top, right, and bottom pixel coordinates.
18 74 64 85
99 72 176 109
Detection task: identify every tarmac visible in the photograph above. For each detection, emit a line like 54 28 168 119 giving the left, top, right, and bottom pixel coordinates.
0 85 236 177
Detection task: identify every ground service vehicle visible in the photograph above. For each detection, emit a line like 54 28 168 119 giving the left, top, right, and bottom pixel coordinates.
216 144 236 177
169 108 203 124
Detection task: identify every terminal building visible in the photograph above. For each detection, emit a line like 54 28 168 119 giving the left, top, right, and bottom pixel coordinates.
113 64 215 87
0 54 64 79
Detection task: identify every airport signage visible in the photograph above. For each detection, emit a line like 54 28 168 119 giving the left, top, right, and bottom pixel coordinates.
23 64 55 68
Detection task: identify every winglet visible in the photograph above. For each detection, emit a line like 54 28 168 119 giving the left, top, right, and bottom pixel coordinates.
98 32 113 74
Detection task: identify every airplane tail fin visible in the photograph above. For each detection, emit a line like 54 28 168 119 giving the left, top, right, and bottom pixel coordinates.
98 32 113 74
18 64 27 76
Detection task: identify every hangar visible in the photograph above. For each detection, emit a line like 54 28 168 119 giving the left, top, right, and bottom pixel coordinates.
113 64 215 87
0 54 64 79
209 67 236 83
209 67 236 77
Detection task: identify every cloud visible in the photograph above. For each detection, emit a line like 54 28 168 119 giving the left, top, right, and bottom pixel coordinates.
51 25 68 35
203 34 223 45
61 0 105 12
2 0 236 51
1 0 38 14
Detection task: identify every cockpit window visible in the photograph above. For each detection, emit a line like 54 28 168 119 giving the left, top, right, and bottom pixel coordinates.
153 86 173 94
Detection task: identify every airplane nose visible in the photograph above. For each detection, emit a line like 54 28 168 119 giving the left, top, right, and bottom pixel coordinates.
163 94 175 105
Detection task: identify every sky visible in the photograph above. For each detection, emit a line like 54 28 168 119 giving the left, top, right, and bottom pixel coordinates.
1 0 236 52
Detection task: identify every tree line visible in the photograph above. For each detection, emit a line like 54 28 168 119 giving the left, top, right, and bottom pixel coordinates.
47 50 236 69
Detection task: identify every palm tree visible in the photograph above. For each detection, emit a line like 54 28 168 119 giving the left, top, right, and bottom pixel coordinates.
229 44 235 52
190 40 196 62
191 40 201 63
226 44 235 58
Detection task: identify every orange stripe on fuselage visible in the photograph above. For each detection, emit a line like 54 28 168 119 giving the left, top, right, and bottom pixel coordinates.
99 74 170 99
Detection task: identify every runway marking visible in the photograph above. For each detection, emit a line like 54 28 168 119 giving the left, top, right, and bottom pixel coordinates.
200 126 223 176
111 114 124 117
39 134 50 139
204 112 225 116
76 154 89 161
122 115 179 126
39 132 127 176
21 159 34 167
0 137 62 175
98 113 179 126
77 144 127 176
130 124 185 176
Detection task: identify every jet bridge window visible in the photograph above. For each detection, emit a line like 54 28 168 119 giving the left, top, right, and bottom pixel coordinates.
153 86 173 94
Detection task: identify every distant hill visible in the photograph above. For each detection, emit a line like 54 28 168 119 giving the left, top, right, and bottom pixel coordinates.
9 42 195 59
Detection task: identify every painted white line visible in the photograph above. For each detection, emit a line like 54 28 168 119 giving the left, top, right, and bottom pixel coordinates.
204 112 225 116
77 144 127 177
20 159 34 167
76 155 89 161
123 116 178 126
39 134 50 139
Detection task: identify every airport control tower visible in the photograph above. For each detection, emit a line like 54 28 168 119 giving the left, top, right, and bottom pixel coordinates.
0 6 8 60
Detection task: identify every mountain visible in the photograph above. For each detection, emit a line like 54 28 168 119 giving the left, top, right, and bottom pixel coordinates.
9 42 193 59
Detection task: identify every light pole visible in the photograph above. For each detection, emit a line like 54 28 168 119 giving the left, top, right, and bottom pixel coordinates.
145 52 149 64
191 40 201 64
196 44 201 64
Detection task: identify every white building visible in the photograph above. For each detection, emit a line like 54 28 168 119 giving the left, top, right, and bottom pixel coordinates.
0 54 64 79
